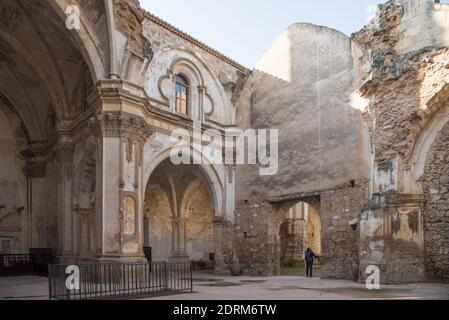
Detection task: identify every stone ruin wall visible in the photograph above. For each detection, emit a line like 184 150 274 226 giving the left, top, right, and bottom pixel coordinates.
353 0 449 283
353 0 449 166
422 120 449 281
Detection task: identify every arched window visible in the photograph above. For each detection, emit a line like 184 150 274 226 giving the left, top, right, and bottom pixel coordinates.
175 74 189 115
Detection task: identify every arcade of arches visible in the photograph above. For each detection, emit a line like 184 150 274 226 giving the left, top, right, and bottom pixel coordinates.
0 0 448 284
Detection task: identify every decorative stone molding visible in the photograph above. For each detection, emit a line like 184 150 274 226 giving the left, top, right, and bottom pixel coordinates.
53 143 75 165
90 112 153 143
365 192 426 210
73 205 94 224
225 165 236 184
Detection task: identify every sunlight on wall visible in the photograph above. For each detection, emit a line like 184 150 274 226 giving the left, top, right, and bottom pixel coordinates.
255 30 292 83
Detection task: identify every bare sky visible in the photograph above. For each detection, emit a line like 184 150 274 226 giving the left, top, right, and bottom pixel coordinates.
140 0 386 68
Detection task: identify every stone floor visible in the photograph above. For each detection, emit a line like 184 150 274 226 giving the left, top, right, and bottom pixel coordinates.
1 272 448 300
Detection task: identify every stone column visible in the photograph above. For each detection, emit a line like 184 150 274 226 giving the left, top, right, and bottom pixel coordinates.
23 157 46 251
53 142 75 263
213 219 231 275
359 193 426 284
169 216 189 261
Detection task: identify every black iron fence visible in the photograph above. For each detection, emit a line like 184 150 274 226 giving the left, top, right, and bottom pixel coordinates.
0 249 53 276
48 261 193 300
0 254 34 276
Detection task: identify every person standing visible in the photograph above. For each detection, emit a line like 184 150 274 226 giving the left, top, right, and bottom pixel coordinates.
304 248 316 278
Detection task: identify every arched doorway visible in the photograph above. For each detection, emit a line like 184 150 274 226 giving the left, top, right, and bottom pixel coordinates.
143 158 217 270
279 201 322 275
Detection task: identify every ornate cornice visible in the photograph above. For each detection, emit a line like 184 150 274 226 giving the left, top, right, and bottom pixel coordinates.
365 192 426 210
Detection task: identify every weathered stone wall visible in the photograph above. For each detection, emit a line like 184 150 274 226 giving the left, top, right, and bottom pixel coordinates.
186 184 215 264
353 1 449 167
320 182 369 280
280 219 305 267
235 201 285 276
0 105 27 253
422 120 449 281
144 182 173 261
395 0 449 54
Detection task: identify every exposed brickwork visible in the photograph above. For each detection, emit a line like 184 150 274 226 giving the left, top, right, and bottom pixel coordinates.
422 120 449 281
234 202 284 276
320 182 369 281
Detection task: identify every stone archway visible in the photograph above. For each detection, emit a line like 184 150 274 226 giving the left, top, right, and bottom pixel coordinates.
143 157 224 272
278 201 322 275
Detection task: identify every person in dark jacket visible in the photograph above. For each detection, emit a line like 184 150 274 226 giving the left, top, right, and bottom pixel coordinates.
304 248 316 278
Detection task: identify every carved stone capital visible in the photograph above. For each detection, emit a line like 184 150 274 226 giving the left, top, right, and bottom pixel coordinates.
74 205 94 224
90 112 153 144
225 165 236 184
52 143 75 165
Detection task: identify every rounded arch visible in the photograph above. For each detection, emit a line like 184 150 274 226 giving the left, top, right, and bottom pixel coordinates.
148 48 234 124
144 145 224 218
407 102 449 194
0 93 31 144
47 0 106 83
278 199 322 270
171 57 205 87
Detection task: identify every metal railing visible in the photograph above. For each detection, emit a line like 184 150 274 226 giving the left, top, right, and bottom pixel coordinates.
0 254 34 276
0 249 53 276
48 261 193 300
